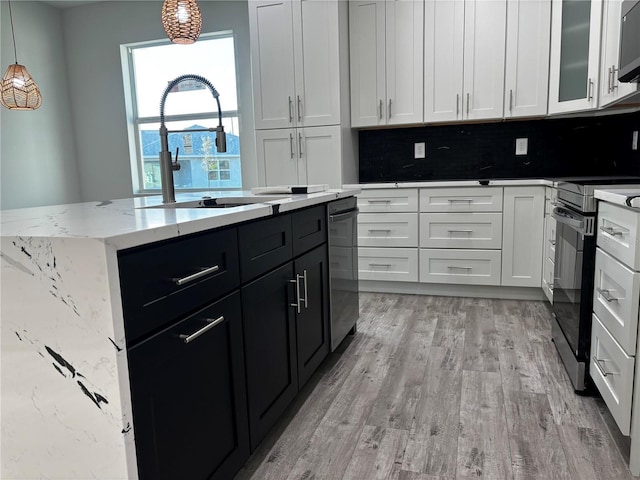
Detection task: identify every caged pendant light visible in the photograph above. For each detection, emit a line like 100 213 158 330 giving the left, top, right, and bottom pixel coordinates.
1 0 42 111
161 0 202 45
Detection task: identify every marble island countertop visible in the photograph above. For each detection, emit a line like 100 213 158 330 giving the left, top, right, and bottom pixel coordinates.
0 188 360 251
595 186 640 209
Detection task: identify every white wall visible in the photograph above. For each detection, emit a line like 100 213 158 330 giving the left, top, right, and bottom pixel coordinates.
61 0 257 202
0 1 82 210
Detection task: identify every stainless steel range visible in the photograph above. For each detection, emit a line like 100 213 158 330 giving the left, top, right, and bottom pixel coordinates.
551 177 640 392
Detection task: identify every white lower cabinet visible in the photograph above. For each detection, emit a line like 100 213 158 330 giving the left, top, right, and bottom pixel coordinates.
357 212 419 248
501 186 545 287
419 212 502 249
591 313 635 435
256 125 345 188
419 248 502 285
359 247 419 282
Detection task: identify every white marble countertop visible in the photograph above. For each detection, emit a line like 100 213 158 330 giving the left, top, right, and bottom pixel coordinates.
0 188 360 250
343 178 554 189
595 186 640 209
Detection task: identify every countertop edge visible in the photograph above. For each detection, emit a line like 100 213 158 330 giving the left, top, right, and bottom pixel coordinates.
343 179 554 189
595 187 640 210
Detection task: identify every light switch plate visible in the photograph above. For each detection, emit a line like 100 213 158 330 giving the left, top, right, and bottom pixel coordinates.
515 138 528 156
414 142 426 159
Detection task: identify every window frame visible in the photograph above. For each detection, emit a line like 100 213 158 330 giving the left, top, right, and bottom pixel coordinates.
122 32 241 194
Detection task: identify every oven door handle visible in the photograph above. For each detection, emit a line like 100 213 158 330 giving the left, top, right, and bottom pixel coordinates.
552 206 586 233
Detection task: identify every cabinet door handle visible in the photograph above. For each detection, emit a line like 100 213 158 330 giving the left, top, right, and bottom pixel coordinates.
600 225 624 236
368 228 392 233
448 229 473 234
612 66 619 90
297 95 302 121
509 89 513 113
290 274 302 314
607 67 613 94
174 265 219 286
369 263 392 268
448 265 472 271
466 93 470 115
448 198 474 203
288 96 293 122
289 133 295 159
367 199 391 204
587 78 594 101
594 357 619 377
596 287 619 303
379 99 383 120
298 132 303 158
388 98 392 119
180 315 224 344
456 93 460 116
300 269 308 309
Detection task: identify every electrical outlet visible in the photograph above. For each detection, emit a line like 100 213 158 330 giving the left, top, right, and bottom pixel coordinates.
515 138 528 156
414 142 426 159
633 131 638 151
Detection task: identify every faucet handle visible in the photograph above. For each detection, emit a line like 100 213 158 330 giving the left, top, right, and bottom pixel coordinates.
172 147 181 171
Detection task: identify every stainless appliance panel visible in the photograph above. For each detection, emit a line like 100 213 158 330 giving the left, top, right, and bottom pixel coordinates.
328 197 359 351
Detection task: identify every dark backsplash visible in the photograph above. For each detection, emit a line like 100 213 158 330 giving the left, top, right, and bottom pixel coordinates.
359 111 640 183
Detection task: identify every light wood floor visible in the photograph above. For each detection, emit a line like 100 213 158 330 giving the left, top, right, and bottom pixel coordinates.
234 293 637 480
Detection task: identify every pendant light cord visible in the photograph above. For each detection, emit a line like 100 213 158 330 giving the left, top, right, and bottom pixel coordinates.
7 0 18 64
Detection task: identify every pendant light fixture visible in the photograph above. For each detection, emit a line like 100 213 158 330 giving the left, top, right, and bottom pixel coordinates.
161 0 202 45
1 0 42 111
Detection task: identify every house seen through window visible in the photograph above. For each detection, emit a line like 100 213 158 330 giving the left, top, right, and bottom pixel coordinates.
122 33 242 192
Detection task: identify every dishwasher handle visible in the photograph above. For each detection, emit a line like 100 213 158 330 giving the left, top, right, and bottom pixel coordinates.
329 208 359 223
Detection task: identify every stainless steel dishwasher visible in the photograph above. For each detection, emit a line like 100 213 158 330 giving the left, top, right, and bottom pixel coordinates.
328 197 360 351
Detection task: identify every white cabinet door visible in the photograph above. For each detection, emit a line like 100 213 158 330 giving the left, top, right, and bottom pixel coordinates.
385 0 424 125
548 0 603 114
300 125 342 188
599 0 639 107
293 0 341 127
424 0 464 123
256 128 300 186
463 0 507 121
504 0 551 118
502 186 545 287
249 0 296 130
349 0 386 127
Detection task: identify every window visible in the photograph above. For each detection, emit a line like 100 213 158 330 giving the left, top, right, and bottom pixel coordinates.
122 33 242 193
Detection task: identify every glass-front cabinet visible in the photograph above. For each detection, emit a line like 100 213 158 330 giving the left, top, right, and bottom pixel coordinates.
548 0 603 114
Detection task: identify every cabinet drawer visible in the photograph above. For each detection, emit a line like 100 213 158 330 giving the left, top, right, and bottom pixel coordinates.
597 202 640 270
239 214 293 283
119 228 240 343
419 249 502 285
593 248 640 356
358 213 418 247
358 247 418 282
419 213 502 249
419 187 503 212
590 314 635 436
544 215 557 262
292 205 326 257
357 189 418 213
542 256 554 304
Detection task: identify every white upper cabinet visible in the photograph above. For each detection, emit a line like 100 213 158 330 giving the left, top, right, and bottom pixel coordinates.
504 0 552 118
425 0 507 123
599 0 639 107
350 0 424 127
249 0 341 130
548 0 603 114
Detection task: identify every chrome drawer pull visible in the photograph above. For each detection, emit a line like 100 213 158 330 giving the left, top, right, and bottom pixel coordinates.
448 229 473 234
290 275 302 314
448 266 472 271
180 315 224 344
174 265 220 286
594 357 619 377
368 229 392 233
369 263 392 268
600 226 624 236
448 198 474 203
301 269 308 309
596 288 619 303
367 199 392 204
